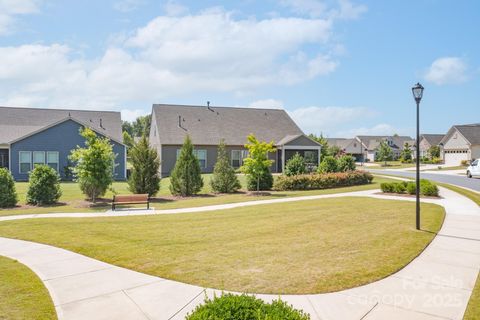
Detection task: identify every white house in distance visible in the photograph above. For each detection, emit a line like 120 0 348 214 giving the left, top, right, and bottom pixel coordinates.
440 124 480 166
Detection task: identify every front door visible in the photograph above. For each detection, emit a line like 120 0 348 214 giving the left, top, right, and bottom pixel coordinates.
0 149 8 169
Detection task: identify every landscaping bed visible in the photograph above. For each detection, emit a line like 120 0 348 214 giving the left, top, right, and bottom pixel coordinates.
0 197 445 294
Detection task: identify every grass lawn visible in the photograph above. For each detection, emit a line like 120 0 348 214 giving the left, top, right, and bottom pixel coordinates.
465 273 480 320
0 256 57 320
0 197 445 294
0 175 399 216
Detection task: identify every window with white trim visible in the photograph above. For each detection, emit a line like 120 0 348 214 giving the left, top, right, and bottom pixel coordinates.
19 151 32 174
194 150 207 168
47 152 59 171
33 151 45 168
231 150 249 168
176 149 207 168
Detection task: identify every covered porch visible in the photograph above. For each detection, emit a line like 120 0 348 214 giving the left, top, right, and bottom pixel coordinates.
276 135 322 173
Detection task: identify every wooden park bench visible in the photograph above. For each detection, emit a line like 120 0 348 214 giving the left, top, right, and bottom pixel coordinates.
112 194 150 211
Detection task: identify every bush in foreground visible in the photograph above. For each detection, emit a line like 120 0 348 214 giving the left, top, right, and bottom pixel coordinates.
186 293 310 320
0 168 17 208
26 165 62 205
273 171 373 191
380 180 439 197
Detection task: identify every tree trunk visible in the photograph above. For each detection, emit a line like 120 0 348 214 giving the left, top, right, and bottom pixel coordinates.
257 176 260 193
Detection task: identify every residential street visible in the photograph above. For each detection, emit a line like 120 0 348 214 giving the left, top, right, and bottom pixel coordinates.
368 169 480 191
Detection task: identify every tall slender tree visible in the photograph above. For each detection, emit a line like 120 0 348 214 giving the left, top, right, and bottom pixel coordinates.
128 136 161 196
211 140 241 193
170 135 204 196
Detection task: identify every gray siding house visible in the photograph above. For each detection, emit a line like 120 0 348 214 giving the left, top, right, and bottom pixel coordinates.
0 107 126 181
149 104 322 177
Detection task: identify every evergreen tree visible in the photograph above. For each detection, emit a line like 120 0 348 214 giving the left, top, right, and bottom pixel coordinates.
400 142 413 161
123 131 134 151
210 140 241 193
0 168 17 208
170 135 204 196
69 127 116 203
26 165 62 205
128 135 161 196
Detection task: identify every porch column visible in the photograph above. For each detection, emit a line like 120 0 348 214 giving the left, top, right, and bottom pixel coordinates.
281 147 285 173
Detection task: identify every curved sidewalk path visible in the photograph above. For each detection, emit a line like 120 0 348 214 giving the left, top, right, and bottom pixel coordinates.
1 188 480 320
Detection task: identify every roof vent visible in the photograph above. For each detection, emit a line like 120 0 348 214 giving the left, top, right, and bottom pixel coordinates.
207 101 214 112
100 118 105 130
178 115 182 128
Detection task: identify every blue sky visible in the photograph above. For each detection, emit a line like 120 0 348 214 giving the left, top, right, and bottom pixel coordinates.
0 0 478 137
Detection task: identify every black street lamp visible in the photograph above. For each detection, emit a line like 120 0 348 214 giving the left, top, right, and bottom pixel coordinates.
412 82 424 230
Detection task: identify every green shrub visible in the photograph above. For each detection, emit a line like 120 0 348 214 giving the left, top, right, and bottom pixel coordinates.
406 182 416 194
284 153 306 176
317 156 338 173
211 141 241 193
0 168 18 208
26 165 62 205
186 293 310 320
247 170 273 191
381 180 439 197
380 182 395 193
273 171 373 191
170 135 204 196
420 179 439 196
128 135 161 196
337 155 356 172
393 182 407 193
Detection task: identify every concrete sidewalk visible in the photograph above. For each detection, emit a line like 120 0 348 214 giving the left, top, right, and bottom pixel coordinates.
1 188 480 319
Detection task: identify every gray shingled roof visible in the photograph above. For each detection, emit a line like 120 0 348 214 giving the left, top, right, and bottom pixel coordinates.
421 134 445 146
326 138 354 149
356 135 414 150
152 104 304 145
0 106 123 144
455 124 480 145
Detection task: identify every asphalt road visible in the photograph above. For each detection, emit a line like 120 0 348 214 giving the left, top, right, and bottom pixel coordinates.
369 169 480 192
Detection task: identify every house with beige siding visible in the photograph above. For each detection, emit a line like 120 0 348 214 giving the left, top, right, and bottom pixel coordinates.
419 134 445 159
149 104 322 177
440 124 480 166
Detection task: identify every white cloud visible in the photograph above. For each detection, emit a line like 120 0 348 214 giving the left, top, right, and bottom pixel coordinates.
335 123 410 138
0 0 39 35
0 8 344 112
288 106 374 135
424 57 468 85
164 0 188 16
121 108 149 122
245 99 284 109
113 0 145 12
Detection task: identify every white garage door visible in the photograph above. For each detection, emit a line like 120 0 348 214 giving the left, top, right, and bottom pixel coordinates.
444 150 470 166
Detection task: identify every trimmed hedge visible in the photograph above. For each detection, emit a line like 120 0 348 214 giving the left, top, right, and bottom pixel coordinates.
186 293 310 320
273 170 373 191
380 180 439 197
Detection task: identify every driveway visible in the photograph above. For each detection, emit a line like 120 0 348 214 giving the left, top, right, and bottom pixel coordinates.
369 169 480 192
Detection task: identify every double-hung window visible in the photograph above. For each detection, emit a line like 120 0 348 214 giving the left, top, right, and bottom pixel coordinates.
19 151 32 174
47 152 59 171
231 150 249 168
33 151 45 168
